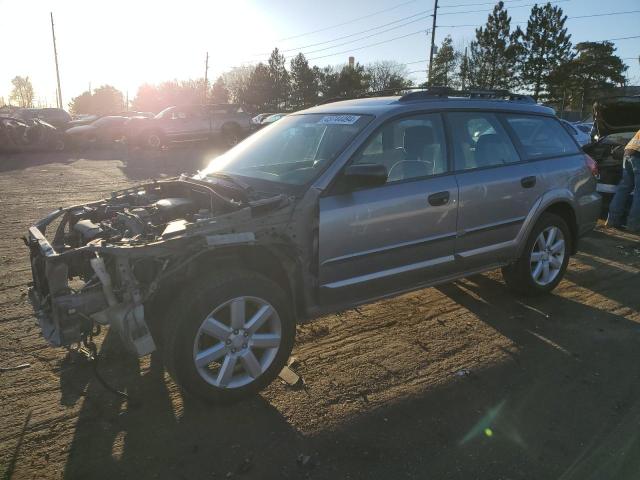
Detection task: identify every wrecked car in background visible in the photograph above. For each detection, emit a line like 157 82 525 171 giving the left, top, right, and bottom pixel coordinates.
0 117 66 153
65 115 129 149
584 96 640 208
25 89 601 403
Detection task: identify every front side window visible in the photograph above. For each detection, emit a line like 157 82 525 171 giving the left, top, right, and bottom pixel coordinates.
351 113 448 183
447 112 520 171
504 114 580 159
200 113 372 185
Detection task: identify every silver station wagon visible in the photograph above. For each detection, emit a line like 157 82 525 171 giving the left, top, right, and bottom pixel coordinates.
26 89 601 402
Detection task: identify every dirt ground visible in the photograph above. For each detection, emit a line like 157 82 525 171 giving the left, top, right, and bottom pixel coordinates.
1 147 640 480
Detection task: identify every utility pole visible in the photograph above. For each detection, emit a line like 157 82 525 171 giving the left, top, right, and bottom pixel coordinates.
427 0 438 86
204 52 209 103
50 12 63 109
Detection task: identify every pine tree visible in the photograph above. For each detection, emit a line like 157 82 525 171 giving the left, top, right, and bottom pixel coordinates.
290 53 319 109
429 36 460 87
467 1 518 90
268 48 290 110
210 77 230 104
517 3 572 101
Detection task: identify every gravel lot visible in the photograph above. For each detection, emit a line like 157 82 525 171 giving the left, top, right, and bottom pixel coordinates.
1 148 640 480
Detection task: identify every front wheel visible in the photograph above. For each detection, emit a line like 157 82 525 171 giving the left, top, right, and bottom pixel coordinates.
163 270 295 403
502 213 571 296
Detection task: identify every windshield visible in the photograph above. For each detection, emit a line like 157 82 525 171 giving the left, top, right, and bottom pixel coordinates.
155 107 173 119
200 113 372 185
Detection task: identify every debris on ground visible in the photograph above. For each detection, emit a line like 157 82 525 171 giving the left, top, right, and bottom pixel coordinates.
279 365 305 388
0 363 31 372
296 453 316 469
236 455 253 474
454 368 471 377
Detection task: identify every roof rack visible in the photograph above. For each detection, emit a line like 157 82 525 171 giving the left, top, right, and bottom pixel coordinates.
316 86 535 106
398 87 535 103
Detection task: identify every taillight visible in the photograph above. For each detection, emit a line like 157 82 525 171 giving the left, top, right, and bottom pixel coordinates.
584 154 599 178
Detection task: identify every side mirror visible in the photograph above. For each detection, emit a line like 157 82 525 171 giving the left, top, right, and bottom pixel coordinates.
343 163 388 190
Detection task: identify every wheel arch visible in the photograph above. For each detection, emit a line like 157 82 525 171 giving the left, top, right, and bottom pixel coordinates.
542 201 578 254
187 244 304 318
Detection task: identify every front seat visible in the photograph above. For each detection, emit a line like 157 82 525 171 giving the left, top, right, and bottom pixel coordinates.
388 126 434 181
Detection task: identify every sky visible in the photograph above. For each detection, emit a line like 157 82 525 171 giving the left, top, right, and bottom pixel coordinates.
1 0 639 108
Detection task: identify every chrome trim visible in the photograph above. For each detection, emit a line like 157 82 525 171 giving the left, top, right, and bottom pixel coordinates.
321 255 455 289
320 232 457 267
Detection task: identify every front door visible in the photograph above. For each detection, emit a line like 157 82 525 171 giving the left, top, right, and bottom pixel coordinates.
446 111 543 271
318 113 459 306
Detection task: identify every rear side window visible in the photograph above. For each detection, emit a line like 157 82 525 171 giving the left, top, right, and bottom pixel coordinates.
447 112 520 171
504 115 580 159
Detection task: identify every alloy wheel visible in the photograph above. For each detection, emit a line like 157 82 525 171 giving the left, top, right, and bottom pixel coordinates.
192 296 282 388
530 226 565 286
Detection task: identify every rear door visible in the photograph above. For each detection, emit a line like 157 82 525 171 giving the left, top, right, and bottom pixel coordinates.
446 111 544 271
318 112 459 306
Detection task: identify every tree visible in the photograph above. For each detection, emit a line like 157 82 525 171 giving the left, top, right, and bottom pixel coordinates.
69 85 124 115
548 41 628 115
338 62 370 97
429 36 460 87
318 66 341 99
290 53 320 109
241 63 273 111
268 48 290 110
457 48 471 89
210 77 230 104
9 76 34 107
366 60 412 92
222 65 256 104
517 3 572 101
467 2 519 90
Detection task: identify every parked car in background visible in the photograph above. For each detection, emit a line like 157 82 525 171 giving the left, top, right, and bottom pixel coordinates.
65 115 129 149
15 108 72 130
560 119 591 146
0 117 65 152
574 122 593 136
25 89 601 403
583 96 640 208
125 104 252 149
251 113 274 126
260 113 287 127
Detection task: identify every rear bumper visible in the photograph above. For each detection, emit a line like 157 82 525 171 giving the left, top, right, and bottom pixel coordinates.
576 192 602 238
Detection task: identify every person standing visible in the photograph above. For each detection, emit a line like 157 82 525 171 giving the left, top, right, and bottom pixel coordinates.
607 128 640 232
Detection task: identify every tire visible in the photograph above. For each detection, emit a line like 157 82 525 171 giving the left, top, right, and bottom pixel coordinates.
502 213 571 296
163 270 295 403
142 130 164 150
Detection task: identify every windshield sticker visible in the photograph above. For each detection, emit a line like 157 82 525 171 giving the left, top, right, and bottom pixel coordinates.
318 115 360 125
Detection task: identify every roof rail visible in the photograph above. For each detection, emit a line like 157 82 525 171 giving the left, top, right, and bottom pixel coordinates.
399 87 535 103
316 87 426 106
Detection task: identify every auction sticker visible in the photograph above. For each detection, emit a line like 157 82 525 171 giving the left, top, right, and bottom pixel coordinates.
318 115 360 125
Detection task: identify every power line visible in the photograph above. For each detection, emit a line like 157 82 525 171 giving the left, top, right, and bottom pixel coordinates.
277 0 418 42
439 9 640 27
257 12 431 57
297 15 431 56
437 0 569 16
308 29 427 61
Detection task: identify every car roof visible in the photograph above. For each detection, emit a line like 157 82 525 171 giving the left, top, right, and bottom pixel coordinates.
301 95 555 117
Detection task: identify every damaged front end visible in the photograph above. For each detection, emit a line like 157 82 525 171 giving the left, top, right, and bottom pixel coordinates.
25 175 292 357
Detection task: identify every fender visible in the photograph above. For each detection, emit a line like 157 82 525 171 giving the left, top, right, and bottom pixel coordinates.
513 188 577 259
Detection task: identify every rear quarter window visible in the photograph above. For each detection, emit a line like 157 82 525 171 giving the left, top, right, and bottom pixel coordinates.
503 114 580 160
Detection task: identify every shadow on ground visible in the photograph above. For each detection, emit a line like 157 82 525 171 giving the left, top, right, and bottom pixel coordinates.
60 231 640 480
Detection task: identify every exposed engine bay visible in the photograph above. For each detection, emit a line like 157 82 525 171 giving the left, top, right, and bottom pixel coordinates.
25 175 292 356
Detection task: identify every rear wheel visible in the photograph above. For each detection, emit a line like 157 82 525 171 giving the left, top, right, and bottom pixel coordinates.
142 131 164 150
502 213 571 295
163 270 295 403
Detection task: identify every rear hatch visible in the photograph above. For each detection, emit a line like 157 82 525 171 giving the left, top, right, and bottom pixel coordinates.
586 96 640 192
593 96 640 138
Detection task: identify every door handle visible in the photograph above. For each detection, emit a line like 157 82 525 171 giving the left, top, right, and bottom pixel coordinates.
521 176 537 188
428 191 450 206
